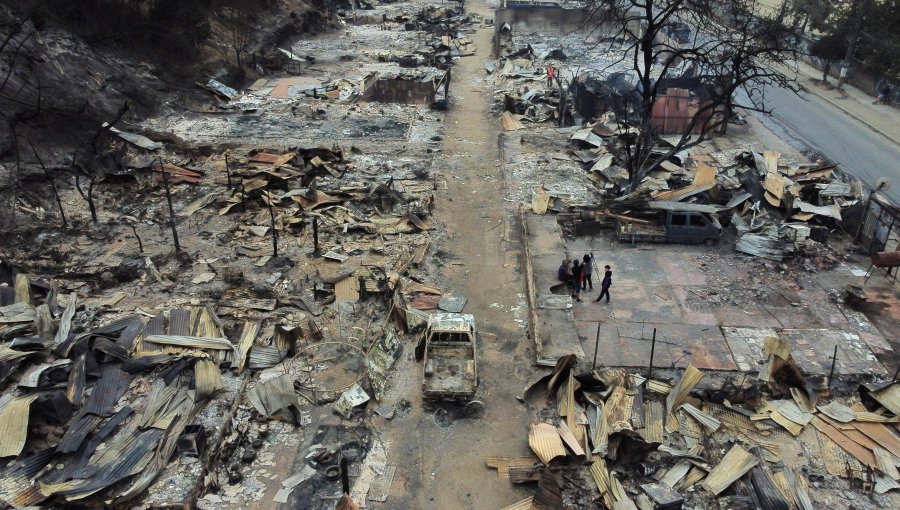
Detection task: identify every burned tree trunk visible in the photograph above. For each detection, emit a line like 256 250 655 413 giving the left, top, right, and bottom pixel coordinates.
28 139 67 228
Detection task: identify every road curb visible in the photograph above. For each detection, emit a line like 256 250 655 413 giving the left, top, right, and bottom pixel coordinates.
800 80 900 147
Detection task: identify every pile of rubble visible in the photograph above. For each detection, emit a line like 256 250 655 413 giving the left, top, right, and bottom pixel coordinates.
490 345 900 509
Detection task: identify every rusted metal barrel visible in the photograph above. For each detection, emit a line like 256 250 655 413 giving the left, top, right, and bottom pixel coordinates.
871 251 900 268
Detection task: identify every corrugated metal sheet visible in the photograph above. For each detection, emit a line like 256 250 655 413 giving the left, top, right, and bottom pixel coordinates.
168 309 192 336
676 467 707 492
17 358 71 388
121 353 180 373
53 292 77 345
849 403 900 458
14 274 30 305
590 458 613 509
0 345 30 363
192 305 223 338
557 423 585 456
248 345 285 370
66 354 87 406
195 359 224 401
499 497 533 510
810 416 877 468
660 460 691 488
139 315 165 352
749 454 790 510
485 457 540 480
681 403 720 432
55 428 165 500
116 318 144 351
605 386 633 433
637 399 664 444
0 394 39 457
783 467 813 510
83 365 132 417
871 383 900 416
665 363 704 431
58 414 102 453
588 402 609 455
815 427 861 477
144 335 234 353
528 422 565 465
236 321 261 373
702 445 759 495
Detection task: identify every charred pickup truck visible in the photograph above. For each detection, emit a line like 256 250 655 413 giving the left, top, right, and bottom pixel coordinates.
616 209 721 245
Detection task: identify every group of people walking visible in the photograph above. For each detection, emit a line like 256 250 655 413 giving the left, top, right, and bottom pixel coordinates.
557 253 612 304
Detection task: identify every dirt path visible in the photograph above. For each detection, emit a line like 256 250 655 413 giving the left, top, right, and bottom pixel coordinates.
377 2 537 508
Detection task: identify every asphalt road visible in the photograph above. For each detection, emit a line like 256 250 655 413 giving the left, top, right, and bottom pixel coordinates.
748 84 900 204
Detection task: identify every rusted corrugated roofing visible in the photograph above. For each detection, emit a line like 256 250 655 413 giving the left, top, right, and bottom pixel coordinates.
849 403 900 458
528 422 565 465
637 399 664 444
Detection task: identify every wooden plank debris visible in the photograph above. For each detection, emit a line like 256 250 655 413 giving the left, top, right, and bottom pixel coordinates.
702 445 759 495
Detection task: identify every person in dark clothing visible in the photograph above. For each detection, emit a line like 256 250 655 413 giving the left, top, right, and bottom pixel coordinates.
582 253 594 290
570 260 583 302
593 265 612 304
557 258 570 283
875 84 892 104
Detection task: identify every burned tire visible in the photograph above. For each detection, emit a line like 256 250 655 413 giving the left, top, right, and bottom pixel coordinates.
464 400 485 419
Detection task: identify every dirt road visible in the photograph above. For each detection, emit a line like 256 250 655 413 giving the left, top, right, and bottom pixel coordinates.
378 2 537 508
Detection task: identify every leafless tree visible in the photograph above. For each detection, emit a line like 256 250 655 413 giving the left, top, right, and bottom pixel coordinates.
585 0 801 191
218 2 253 81
27 138 67 228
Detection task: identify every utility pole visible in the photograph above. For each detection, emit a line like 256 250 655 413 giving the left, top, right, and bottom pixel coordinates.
837 0 870 91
